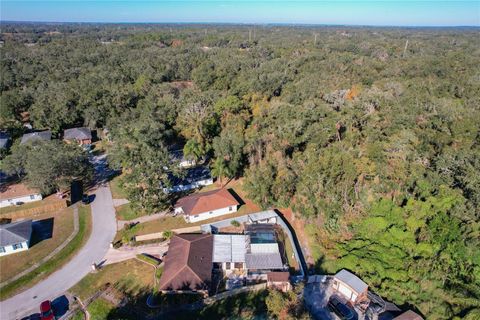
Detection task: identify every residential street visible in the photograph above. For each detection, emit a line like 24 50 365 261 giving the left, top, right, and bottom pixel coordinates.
0 155 117 320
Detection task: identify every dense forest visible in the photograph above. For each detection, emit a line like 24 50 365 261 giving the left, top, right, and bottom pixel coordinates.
1 24 479 319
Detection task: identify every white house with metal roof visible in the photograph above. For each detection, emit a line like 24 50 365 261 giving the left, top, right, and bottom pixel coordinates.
333 269 369 304
0 220 33 256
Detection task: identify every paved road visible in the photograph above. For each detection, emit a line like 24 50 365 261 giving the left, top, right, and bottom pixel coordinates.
0 155 117 320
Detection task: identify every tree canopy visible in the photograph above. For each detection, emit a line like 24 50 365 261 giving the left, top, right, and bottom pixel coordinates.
0 24 479 318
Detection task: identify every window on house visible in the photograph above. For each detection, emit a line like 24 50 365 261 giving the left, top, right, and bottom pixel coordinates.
13 243 23 250
0 247 5 253
225 262 231 270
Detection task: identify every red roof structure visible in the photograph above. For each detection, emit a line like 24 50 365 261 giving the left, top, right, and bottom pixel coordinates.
174 188 239 216
159 234 213 291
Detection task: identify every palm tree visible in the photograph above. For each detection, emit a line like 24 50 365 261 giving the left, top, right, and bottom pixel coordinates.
211 157 230 187
183 139 204 165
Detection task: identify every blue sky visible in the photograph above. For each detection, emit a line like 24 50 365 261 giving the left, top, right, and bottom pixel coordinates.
1 1 479 26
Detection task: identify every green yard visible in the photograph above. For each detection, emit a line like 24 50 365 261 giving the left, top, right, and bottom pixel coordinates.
69 259 154 300
0 205 92 300
109 175 128 199
115 203 142 221
71 298 115 320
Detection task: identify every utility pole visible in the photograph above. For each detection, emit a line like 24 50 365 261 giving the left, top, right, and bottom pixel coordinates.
403 39 409 57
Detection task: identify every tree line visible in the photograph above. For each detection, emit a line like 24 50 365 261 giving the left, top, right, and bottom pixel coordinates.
1 24 479 319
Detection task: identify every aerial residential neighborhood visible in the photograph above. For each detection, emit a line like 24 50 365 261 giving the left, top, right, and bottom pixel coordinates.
0 2 479 320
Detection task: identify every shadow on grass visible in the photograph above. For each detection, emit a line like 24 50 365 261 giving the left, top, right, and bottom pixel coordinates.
30 217 54 247
227 188 245 206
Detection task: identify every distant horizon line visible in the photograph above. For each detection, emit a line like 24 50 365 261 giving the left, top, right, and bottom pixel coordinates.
1 20 479 28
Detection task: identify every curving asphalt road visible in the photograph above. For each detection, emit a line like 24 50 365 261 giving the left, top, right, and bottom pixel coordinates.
0 155 117 320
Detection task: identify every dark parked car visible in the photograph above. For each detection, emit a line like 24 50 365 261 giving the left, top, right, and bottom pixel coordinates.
40 300 55 320
328 295 357 320
82 194 90 204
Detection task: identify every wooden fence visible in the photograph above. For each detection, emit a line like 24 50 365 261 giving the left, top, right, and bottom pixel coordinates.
0 200 67 220
135 225 202 242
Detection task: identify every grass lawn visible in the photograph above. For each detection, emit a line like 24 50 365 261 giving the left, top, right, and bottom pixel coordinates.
71 298 115 320
109 175 128 199
87 298 116 320
69 259 154 301
115 203 147 221
0 207 75 282
115 203 138 220
0 195 65 215
283 233 300 272
0 205 92 300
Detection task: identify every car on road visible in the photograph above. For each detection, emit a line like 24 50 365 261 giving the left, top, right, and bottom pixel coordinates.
82 194 90 204
40 300 55 320
328 295 357 320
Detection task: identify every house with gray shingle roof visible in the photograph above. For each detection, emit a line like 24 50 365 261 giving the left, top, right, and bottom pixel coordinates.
63 127 92 145
20 130 52 145
0 220 33 256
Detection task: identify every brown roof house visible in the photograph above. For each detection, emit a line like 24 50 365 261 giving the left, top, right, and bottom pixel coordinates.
159 234 213 294
63 127 92 145
174 188 240 223
0 183 42 208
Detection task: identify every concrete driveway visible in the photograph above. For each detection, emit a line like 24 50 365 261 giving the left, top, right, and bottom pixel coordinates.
0 155 117 320
103 242 169 265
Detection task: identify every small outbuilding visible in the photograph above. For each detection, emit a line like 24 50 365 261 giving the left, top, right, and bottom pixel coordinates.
267 271 292 292
332 269 368 304
63 127 92 145
0 220 33 256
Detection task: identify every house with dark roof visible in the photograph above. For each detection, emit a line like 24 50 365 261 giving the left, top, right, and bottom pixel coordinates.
164 166 213 194
159 234 213 293
333 269 369 304
174 188 239 223
63 127 92 145
0 220 33 256
20 130 52 144
0 132 11 150
0 183 43 208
